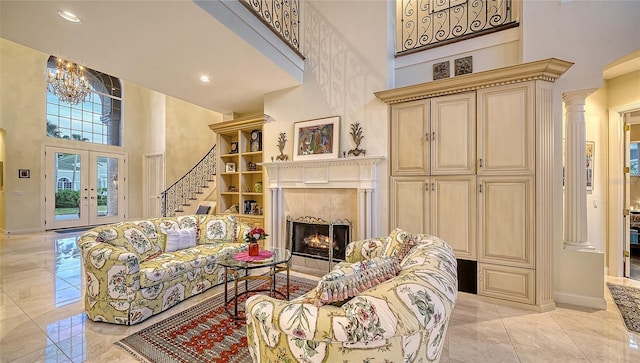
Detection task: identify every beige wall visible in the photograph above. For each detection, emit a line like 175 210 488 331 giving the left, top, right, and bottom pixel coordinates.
0 38 222 231
1 38 49 233
165 96 221 185
607 70 640 109
263 0 390 236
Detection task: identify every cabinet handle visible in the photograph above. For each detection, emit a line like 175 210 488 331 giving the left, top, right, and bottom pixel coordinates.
425 132 430 142
425 181 429 191
479 158 483 168
432 131 435 141
432 182 435 191
479 184 483 193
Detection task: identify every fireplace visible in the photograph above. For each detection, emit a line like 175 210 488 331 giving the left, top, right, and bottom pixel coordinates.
287 216 351 265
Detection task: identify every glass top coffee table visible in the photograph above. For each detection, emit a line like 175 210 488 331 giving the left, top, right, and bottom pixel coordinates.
217 247 292 319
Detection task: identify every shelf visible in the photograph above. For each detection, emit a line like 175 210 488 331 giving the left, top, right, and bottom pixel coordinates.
210 114 265 228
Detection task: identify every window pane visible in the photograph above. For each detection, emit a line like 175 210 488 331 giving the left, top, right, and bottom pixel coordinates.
46 55 122 146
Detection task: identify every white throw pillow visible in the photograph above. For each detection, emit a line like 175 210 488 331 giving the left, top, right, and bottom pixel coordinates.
164 229 181 252
179 228 197 249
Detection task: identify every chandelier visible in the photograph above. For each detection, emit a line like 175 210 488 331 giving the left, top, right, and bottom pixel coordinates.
47 58 91 105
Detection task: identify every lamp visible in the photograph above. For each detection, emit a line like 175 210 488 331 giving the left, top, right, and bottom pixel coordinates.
47 58 91 105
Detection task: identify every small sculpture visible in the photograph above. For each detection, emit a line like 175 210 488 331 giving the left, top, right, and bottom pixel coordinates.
347 122 366 157
276 132 289 161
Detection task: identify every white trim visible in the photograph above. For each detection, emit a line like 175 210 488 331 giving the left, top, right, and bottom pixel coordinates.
5 227 44 235
554 292 607 310
607 101 640 277
262 156 385 242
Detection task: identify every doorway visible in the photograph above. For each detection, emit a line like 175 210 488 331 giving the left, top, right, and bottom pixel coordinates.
45 146 126 230
143 153 164 218
626 114 640 279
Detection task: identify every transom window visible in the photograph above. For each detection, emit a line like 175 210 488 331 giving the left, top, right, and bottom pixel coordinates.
46 56 123 146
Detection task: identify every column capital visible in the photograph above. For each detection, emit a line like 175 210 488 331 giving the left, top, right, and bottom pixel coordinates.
562 88 597 104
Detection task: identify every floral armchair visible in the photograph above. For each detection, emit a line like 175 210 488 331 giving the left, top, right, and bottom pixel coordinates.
245 231 458 362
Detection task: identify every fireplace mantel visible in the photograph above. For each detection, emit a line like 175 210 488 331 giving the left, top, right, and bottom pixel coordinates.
261 156 385 246
261 156 385 189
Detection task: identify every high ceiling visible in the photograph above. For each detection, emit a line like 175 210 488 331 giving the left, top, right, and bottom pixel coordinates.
0 0 302 115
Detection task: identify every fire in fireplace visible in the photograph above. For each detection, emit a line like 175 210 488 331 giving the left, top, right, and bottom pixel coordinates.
287 216 351 263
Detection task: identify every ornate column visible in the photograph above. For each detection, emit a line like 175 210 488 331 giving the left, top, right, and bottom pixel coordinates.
563 89 596 250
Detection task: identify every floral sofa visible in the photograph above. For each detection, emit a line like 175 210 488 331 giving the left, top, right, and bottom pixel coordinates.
245 229 458 363
77 214 251 325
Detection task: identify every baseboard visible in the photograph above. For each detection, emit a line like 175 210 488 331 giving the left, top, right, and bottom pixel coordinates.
4 227 44 235
554 291 607 310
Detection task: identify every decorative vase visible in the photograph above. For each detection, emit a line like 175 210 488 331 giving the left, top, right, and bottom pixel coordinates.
254 181 263 193
248 241 260 256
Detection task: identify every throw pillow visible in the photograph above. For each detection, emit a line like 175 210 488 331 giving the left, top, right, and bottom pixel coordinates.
200 215 238 243
382 228 417 261
314 256 401 306
164 229 181 252
179 228 197 249
163 227 196 252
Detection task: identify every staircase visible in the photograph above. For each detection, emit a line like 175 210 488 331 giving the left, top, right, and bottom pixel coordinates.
161 145 217 217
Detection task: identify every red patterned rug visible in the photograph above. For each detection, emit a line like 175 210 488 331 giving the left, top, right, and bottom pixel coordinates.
115 274 317 363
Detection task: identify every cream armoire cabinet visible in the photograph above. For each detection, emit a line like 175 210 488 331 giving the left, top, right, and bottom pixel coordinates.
390 92 477 260
377 59 572 310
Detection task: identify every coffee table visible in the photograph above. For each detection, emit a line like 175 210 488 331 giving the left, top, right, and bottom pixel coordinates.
217 247 292 319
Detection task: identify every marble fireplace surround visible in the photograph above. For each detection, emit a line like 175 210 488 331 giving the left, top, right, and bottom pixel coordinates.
262 156 385 251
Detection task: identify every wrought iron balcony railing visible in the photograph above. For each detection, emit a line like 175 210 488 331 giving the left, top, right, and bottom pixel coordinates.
398 0 519 54
240 0 301 55
161 144 217 217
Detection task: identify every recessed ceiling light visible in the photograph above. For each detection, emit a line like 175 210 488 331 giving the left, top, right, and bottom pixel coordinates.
57 10 81 23
199 75 211 83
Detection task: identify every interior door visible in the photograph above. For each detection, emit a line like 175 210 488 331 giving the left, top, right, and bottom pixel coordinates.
625 120 632 277
144 153 164 218
45 146 126 229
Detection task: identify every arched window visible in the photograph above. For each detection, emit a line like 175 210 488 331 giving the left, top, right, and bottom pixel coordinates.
57 177 73 190
46 56 123 146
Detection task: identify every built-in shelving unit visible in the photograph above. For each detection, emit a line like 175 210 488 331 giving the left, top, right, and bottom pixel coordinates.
209 115 265 228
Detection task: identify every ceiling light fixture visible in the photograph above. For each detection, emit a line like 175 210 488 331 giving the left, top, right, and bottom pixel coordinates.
199 75 211 83
57 10 81 23
47 58 91 105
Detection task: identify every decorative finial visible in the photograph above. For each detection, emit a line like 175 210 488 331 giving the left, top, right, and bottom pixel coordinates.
347 122 366 157
276 132 289 161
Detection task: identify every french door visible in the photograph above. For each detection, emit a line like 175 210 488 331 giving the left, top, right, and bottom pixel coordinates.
45 146 126 229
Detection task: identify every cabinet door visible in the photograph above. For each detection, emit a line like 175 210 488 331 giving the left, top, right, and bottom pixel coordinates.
431 176 476 260
478 263 535 304
477 83 535 175
478 176 534 268
390 177 430 234
431 93 476 175
391 100 430 175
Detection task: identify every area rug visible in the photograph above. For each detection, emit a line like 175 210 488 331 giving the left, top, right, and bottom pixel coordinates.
115 275 317 363
606 282 640 333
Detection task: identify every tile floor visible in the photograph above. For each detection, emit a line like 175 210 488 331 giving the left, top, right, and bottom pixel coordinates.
1 230 640 362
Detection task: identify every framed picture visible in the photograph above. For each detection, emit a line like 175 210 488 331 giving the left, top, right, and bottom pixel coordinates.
18 169 30 178
586 141 594 191
293 116 340 161
229 142 238 154
225 162 236 173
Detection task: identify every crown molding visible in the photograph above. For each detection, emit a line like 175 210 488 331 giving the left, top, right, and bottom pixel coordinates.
375 58 574 104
